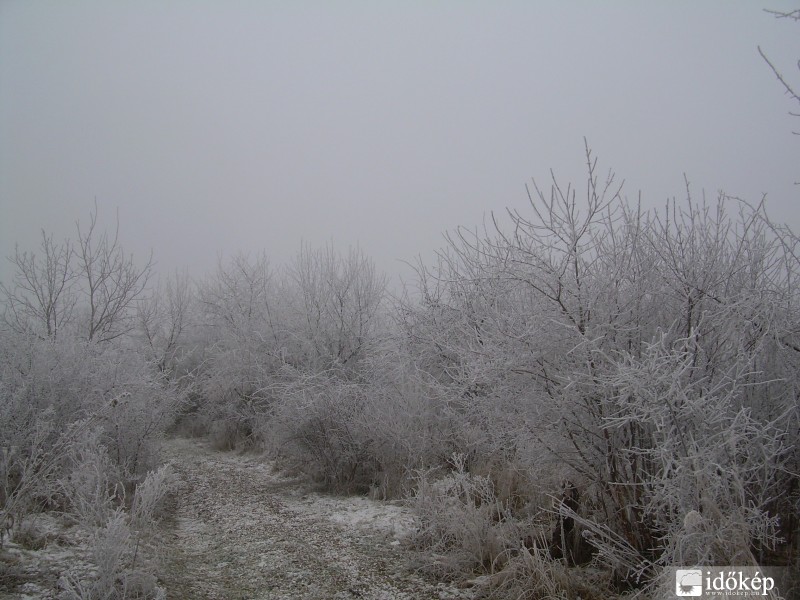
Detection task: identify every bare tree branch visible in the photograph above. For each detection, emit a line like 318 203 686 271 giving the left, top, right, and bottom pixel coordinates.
74 203 153 342
1 231 77 338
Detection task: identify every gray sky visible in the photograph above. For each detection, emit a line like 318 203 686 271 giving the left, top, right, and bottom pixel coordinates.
1 1 798 287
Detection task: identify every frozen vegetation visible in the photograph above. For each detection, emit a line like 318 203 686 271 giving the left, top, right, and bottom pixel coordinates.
1 153 799 598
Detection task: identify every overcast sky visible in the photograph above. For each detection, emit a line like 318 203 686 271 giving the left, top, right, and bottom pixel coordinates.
1 1 798 287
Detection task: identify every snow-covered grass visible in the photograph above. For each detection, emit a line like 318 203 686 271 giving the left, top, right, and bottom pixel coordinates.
0 462 174 600
0 513 94 599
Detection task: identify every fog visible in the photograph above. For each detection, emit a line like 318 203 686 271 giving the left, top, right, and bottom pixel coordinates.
1 1 798 285
3 5 800 596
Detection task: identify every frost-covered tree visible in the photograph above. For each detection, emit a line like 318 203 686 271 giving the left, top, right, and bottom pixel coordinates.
192 245 387 449
137 269 194 377
400 147 799 587
191 252 285 447
1 205 152 343
286 243 386 377
74 205 153 342
1 231 76 339
759 8 800 138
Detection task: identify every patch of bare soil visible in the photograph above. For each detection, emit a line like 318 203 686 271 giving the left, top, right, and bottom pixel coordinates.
158 437 471 600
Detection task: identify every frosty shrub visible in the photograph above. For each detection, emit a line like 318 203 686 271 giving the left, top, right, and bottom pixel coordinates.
59 509 130 600
193 252 283 449
99 380 177 479
92 510 132 596
352 349 477 499
58 509 165 600
74 343 181 479
398 149 800 592
590 334 789 569
0 322 180 576
266 348 472 498
0 330 179 478
409 453 527 578
130 464 174 530
129 464 175 570
193 245 387 452
0 334 103 520
269 370 380 493
480 539 613 600
58 465 173 600
13 518 48 550
61 430 124 527
0 402 59 518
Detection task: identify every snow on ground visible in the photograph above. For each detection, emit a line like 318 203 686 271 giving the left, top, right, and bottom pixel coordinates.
158 436 472 599
0 513 95 599
298 494 416 542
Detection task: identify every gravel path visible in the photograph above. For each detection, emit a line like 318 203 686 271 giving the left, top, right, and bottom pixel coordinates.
158 437 470 600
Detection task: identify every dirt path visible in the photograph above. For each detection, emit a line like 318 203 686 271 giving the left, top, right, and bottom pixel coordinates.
158 437 470 600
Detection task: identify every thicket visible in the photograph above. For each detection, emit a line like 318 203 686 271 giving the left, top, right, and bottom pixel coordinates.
180 152 799 596
3 153 799 597
395 155 800 593
0 208 179 599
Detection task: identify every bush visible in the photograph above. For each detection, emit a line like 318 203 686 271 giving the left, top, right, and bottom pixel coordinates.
61 431 124 527
13 519 48 550
268 372 380 493
409 453 529 578
396 163 800 593
58 465 174 600
0 332 180 512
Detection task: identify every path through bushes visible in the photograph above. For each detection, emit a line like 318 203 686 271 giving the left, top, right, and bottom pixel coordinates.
159 437 470 600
